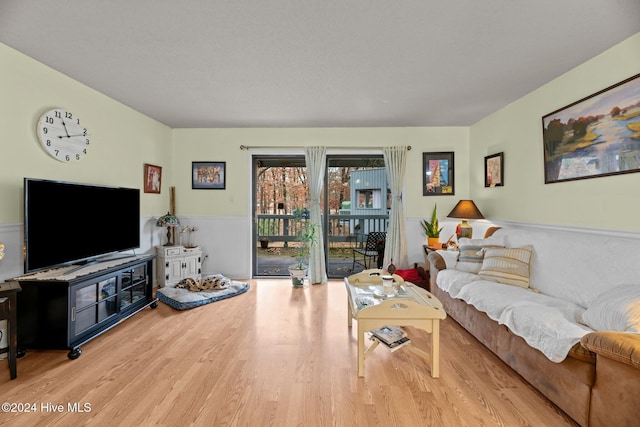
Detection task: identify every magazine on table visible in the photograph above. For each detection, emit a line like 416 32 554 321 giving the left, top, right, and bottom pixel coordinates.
369 325 411 352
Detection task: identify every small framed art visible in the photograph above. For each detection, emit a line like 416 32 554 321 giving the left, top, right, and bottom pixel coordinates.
143 163 162 194
192 161 226 189
423 152 454 196
484 152 504 187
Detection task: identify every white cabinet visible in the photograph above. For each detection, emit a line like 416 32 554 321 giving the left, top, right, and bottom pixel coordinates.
156 246 202 287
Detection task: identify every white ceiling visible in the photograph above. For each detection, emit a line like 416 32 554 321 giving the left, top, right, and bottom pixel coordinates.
1 1 639 129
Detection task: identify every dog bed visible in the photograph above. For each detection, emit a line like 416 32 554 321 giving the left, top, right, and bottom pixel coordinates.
156 275 250 310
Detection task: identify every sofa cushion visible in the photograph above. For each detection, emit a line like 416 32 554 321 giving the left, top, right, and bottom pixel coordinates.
581 284 640 332
454 280 592 362
436 269 481 298
477 246 532 288
455 236 504 273
581 331 640 369
455 280 528 321
500 300 592 362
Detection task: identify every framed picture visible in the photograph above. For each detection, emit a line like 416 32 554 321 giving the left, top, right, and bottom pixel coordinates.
542 72 640 184
422 152 454 196
484 152 504 187
192 161 226 189
143 163 162 194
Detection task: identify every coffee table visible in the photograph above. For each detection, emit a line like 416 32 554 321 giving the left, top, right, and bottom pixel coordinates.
345 272 446 377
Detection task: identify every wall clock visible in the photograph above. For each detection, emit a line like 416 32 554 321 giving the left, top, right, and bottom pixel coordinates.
36 108 90 162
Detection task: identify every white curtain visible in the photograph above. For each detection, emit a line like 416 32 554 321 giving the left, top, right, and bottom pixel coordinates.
305 146 328 284
383 146 408 269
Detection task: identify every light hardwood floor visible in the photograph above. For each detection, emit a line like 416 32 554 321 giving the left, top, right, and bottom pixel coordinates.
0 279 578 426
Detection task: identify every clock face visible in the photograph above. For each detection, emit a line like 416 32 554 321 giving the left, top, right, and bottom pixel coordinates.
37 108 90 162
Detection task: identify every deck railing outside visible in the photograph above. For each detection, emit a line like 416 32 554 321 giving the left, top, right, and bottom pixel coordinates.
257 214 388 248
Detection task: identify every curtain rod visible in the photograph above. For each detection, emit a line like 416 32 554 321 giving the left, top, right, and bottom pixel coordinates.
239 145 411 151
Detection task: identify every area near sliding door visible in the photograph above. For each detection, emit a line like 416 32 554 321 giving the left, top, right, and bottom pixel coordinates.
252 154 388 279
324 155 388 278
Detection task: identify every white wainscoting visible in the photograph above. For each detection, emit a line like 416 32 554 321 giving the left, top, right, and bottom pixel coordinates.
0 223 23 281
175 216 250 279
403 218 640 270
3 217 637 283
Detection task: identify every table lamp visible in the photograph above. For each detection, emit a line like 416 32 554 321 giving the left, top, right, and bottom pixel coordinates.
156 212 180 246
447 200 484 239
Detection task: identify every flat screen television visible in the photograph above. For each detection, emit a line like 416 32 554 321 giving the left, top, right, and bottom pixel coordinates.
24 178 141 273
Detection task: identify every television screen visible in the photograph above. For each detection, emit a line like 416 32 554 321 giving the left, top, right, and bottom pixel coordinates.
24 178 140 273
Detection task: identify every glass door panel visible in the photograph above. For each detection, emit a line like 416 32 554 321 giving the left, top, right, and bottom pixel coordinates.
252 153 388 280
253 156 307 277
324 156 387 278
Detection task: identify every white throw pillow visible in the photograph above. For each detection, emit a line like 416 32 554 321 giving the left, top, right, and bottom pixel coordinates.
581 284 640 332
435 249 459 269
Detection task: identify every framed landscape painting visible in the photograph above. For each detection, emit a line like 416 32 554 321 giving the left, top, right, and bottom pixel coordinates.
423 152 454 196
192 161 226 189
542 73 640 184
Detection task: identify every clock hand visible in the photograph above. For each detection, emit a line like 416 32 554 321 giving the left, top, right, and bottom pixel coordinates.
57 133 89 139
61 119 71 137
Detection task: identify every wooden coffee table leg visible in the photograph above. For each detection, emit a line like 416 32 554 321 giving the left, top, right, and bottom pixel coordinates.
431 319 440 378
358 323 365 377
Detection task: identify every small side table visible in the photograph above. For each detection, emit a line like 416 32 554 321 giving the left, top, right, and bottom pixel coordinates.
0 281 21 380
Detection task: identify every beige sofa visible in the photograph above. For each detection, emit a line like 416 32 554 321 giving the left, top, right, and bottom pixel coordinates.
427 226 640 427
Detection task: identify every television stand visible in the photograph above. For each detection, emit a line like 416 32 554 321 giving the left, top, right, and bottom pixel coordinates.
61 254 137 276
15 255 156 359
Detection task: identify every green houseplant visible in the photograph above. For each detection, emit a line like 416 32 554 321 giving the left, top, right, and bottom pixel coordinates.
421 204 444 247
258 218 279 249
288 208 319 286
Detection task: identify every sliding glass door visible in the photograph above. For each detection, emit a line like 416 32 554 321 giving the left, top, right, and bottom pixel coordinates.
252 154 388 279
253 155 307 277
323 155 387 278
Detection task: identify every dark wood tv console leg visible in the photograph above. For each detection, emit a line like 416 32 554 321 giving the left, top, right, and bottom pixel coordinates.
68 348 82 360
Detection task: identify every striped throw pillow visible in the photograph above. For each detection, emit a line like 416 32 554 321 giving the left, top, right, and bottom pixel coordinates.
455 237 504 274
478 246 533 288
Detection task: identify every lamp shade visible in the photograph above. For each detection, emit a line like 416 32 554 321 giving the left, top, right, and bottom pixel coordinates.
157 212 180 245
447 200 484 220
156 212 180 228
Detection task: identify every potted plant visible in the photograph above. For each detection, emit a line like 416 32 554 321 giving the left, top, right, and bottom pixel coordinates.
421 204 444 248
288 208 318 287
259 237 269 249
258 218 277 249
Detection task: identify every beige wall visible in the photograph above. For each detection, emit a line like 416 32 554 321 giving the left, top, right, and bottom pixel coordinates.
171 127 470 220
0 42 172 224
470 32 640 231
5 31 638 230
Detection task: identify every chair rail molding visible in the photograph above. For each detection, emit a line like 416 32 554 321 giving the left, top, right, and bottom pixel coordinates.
491 220 640 240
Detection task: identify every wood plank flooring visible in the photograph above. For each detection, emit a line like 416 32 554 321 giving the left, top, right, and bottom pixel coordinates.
0 279 578 426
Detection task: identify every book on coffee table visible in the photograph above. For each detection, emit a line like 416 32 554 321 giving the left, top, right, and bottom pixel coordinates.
369 325 411 352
